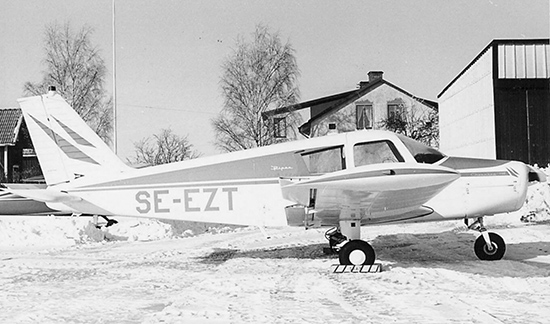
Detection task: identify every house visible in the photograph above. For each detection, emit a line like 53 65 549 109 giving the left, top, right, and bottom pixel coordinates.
438 38 550 165
0 107 42 182
264 71 438 143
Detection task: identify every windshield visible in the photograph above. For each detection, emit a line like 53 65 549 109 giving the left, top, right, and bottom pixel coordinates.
397 134 446 164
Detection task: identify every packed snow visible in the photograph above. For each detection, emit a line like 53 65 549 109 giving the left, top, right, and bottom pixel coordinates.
1 182 550 323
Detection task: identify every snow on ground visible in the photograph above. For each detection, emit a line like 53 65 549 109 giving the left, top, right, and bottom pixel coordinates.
1 183 550 323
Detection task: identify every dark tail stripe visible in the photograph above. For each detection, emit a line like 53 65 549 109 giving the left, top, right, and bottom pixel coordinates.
52 116 95 147
29 114 99 165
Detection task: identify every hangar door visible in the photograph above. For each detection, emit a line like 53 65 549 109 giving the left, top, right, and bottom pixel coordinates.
494 81 550 165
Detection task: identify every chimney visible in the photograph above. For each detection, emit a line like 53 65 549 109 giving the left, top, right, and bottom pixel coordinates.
358 81 369 88
368 71 383 82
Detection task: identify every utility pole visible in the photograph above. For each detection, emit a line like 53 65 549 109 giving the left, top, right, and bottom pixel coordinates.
112 0 118 154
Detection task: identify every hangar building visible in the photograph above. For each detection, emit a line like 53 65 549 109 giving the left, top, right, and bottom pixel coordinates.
438 39 550 165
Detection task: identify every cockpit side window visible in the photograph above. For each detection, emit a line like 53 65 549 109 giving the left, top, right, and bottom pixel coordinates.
301 146 345 174
354 140 404 167
397 134 445 164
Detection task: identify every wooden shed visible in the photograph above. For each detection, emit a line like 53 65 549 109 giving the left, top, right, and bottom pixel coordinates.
0 108 42 182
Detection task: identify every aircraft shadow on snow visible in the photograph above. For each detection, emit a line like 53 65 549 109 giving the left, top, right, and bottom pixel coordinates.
199 227 550 277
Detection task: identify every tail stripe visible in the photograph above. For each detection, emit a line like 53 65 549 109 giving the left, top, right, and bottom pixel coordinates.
52 116 95 147
29 114 99 165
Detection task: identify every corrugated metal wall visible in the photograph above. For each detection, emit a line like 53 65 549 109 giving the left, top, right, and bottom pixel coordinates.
498 43 549 79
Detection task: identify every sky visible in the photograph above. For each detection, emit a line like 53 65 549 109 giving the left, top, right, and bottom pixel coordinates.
0 0 548 161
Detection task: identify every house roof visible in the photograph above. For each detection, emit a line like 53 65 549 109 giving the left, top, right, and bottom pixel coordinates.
438 38 550 98
264 76 438 137
0 108 23 146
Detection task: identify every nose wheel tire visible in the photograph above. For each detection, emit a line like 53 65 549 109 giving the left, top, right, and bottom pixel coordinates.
474 232 506 260
339 240 376 265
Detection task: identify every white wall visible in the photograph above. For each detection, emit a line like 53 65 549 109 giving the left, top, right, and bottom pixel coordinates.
312 84 434 137
439 47 496 158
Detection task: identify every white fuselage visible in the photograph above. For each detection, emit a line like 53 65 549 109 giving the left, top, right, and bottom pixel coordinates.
45 131 531 228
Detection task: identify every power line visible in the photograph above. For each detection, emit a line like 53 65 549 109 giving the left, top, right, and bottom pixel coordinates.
119 103 219 116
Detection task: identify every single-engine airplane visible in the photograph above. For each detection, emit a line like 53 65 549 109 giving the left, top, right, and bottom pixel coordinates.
8 88 545 265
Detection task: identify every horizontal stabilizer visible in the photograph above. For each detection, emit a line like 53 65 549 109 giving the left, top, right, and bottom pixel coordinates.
4 186 81 203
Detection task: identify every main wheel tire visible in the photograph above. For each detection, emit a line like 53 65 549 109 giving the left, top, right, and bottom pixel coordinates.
339 240 376 265
474 232 506 260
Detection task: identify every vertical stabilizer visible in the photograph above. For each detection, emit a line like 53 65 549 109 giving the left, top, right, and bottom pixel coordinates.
17 89 131 186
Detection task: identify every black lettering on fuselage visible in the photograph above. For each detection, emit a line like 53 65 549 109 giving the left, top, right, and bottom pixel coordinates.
203 188 219 211
223 187 237 211
154 190 170 213
136 191 151 213
184 189 201 212
135 187 238 214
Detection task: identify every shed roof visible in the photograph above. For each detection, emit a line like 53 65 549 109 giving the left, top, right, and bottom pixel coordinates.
0 108 23 146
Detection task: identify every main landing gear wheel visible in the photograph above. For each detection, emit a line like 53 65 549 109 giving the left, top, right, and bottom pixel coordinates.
474 232 506 261
339 240 376 265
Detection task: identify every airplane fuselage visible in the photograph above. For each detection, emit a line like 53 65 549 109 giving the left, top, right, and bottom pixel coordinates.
45 131 532 228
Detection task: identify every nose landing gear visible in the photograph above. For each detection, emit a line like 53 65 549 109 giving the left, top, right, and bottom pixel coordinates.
467 217 506 260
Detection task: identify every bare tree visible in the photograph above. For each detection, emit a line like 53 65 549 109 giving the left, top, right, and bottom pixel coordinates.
130 128 200 166
24 22 113 144
379 102 439 147
212 24 301 152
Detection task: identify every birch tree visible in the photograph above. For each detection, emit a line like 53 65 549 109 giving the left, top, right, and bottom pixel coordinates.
24 22 113 144
130 128 200 166
212 24 301 152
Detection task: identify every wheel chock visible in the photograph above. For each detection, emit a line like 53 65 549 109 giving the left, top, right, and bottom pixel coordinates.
331 263 382 273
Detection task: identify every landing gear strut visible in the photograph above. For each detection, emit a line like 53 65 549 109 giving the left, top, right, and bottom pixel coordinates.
466 217 506 260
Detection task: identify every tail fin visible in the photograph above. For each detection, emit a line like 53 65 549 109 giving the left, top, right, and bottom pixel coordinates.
17 88 131 186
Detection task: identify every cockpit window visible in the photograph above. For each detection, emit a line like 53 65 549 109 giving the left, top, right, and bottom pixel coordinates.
301 146 345 174
397 134 445 164
354 140 404 167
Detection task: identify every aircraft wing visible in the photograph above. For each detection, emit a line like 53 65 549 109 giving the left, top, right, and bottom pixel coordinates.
280 163 460 224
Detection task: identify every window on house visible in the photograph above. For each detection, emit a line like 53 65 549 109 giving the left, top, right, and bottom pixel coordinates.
387 103 404 118
353 140 404 167
301 146 345 174
273 117 287 138
356 104 373 129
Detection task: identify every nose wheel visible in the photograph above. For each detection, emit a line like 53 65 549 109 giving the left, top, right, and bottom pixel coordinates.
474 232 506 260
467 217 506 260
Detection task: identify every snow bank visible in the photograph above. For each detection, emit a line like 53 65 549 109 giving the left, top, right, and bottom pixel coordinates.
0 215 245 250
0 216 176 249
